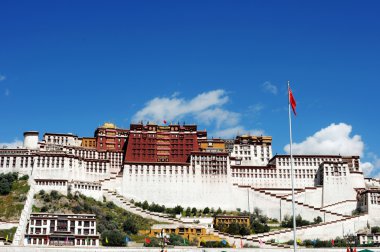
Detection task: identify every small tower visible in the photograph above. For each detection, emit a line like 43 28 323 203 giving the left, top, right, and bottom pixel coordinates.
23 131 39 149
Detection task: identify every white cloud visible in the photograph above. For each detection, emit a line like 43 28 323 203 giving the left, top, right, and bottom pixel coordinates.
4 88 10 96
133 89 264 139
262 81 278 95
0 74 5 82
284 123 364 156
365 153 380 178
133 89 230 125
361 162 374 176
248 103 264 114
195 108 240 128
212 126 265 139
0 139 23 149
283 123 380 177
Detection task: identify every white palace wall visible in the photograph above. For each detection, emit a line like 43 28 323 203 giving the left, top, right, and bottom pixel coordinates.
121 163 247 210
121 163 341 222
322 201 358 216
291 187 323 208
322 173 365 206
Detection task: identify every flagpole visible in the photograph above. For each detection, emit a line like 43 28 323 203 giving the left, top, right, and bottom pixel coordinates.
288 81 297 252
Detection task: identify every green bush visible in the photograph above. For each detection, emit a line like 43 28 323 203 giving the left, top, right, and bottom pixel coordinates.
144 237 161 247
50 190 60 200
101 229 126 246
185 207 191 217
171 205 183 215
313 216 323 224
203 207 210 214
0 172 19 195
19 174 29 180
201 240 230 248
0 178 11 195
106 201 115 209
169 233 190 246
122 218 138 234
191 207 197 216
251 220 270 233
281 214 310 228
142 200 149 210
216 222 251 236
371 226 380 233
147 202 165 213
0 172 18 184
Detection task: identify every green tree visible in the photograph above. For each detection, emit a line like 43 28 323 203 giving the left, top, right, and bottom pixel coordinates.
0 178 11 195
227 222 241 235
191 207 197 216
203 207 210 214
185 207 191 217
239 225 251 236
19 174 29 180
101 229 126 246
215 207 222 215
251 220 270 233
313 216 323 224
123 218 138 234
371 226 380 233
281 214 310 228
169 233 190 246
142 200 149 210
144 237 160 247
50 190 60 200
172 205 183 215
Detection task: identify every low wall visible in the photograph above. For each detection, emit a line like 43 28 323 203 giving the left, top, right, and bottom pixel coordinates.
322 201 358 216
0 222 18 229
1 246 380 252
262 215 369 242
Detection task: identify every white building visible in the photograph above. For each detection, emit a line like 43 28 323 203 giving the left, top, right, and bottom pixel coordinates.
25 213 99 247
1 128 380 243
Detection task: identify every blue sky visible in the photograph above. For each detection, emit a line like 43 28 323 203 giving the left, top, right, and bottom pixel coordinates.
1 1 380 176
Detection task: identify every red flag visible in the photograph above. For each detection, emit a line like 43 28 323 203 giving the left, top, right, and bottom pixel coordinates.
288 86 297 115
331 239 334 246
145 237 151 244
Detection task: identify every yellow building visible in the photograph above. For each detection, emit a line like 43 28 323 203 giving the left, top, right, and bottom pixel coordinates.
140 224 220 244
214 215 250 227
80 137 97 149
199 139 226 152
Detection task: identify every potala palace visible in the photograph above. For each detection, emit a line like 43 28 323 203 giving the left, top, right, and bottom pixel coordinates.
1 122 380 248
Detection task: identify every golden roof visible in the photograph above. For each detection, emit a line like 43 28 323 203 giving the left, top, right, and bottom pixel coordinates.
102 122 116 129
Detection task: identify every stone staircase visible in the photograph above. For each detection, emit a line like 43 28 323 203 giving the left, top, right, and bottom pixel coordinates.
12 179 36 246
281 186 320 200
98 172 123 190
245 213 368 246
103 188 284 249
102 188 183 224
251 187 350 219
321 199 357 209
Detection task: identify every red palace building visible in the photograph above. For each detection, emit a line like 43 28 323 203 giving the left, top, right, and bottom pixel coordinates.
125 123 207 163
92 122 208 166
94 123 129 152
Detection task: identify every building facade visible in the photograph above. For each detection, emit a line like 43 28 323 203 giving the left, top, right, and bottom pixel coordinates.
0 122 378 228
25 213 99 247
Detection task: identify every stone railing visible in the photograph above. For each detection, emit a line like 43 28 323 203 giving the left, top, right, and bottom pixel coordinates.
12 179 36 246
